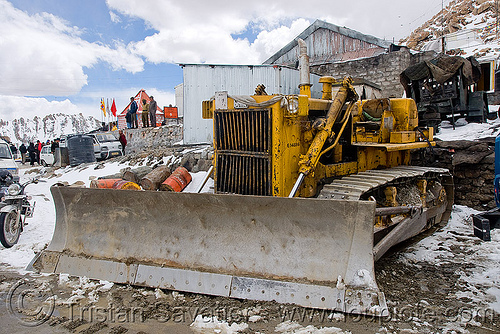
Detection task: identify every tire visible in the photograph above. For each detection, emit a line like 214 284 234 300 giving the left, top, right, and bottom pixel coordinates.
41 159 47 167
0 211 21 248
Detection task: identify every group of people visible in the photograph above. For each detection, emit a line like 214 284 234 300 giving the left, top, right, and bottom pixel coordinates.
18 139 60 166
125 96 157 129
100 121 118 132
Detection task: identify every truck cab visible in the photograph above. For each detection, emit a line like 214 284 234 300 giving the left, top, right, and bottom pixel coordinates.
88 132 122 161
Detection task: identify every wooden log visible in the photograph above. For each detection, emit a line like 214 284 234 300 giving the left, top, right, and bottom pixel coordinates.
123 166 153 184
140 165 171 190
98 173 123 180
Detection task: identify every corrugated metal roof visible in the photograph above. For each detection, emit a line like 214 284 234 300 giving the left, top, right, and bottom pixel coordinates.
182 64 322 144
264 19 395 66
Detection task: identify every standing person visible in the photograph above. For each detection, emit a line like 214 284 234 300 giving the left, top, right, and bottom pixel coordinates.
51 138 59 162
9 143 17 158
129 97 138 128
118 130 127 155
28 142 36 166
125 111 132 129
19 143 27 164
141 99 150 127
36 140 42 165
149 96 157 127
50 138 59 154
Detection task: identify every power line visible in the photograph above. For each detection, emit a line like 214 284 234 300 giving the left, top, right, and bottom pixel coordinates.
405 0 453 36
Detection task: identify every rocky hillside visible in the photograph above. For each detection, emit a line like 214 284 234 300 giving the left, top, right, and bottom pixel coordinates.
400 0 499 58
0 113 101 144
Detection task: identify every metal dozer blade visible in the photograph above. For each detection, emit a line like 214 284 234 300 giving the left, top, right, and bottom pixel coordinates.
30 185 386 316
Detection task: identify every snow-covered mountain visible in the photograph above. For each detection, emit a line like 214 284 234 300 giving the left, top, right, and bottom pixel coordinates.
0 113 101 144
400 0 500 60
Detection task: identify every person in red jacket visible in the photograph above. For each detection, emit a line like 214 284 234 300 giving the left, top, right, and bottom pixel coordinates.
36 140 42 165
118 130 127 155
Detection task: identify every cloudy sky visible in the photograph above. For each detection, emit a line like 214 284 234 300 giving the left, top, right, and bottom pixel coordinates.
0 0 449 121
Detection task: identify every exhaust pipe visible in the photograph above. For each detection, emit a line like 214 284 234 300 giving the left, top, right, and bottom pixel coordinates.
298 38 311 97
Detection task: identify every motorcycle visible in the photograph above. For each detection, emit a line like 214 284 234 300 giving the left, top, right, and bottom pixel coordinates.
0 169 37 248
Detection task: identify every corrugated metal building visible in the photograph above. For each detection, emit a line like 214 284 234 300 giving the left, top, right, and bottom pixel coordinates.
264 19 398 67
180 64 322 144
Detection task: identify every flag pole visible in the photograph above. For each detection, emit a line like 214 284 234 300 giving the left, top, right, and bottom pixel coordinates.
107 98 109 129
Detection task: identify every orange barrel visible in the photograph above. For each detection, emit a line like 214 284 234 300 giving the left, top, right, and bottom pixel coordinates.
90 178 123 189
112 180 141 190
160 166 192 192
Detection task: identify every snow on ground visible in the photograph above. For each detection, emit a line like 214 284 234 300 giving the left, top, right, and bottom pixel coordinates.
274 320 349 334
0 158 214 273
190 315 249 334
401 205 500 313
434 115 500 142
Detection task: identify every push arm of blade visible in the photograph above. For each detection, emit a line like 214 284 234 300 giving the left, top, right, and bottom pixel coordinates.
298 78 358 177
196 166 214 193
319 101 356 158
288 173 306 198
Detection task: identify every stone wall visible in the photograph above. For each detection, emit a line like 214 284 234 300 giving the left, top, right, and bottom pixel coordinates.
123 124 183 155
311 50 437 98
411 138 496 211
487 91 500 105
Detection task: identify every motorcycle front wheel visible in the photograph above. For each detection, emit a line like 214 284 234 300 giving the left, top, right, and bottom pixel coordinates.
0 211 21 248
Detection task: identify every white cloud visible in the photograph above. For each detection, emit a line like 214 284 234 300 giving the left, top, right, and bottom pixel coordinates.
106 0 447 65
0 0 144 97
109 10 121 23
142 88 176 108
252 19 311 62
0 96 80 121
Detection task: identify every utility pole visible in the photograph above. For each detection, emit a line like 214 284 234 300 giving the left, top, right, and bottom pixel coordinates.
495 0 498 39
442 0 445 54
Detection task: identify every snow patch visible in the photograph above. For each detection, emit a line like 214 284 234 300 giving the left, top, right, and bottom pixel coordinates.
435 117 500 141
190 314 248 334
275 320 349 334
401 205 500 312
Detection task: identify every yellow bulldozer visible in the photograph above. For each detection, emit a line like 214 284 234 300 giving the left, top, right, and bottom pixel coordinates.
30 39 453 316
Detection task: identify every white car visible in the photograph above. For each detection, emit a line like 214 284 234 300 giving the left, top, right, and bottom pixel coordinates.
40 145 55 166
88 132 123 160
0 141 19 181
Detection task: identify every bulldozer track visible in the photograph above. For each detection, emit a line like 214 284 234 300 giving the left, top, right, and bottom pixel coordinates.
318 166 451 201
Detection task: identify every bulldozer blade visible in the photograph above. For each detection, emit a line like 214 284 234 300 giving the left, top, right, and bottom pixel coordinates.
30 186 387 316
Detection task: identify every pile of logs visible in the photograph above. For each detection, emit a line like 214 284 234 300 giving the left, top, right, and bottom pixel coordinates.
91 165 191 192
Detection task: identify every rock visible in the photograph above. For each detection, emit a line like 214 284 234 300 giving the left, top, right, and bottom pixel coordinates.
196 159 213 172
452 151 491 166
468 143 490 152
70 181 85 187
481 153 495 164
436 140 474 150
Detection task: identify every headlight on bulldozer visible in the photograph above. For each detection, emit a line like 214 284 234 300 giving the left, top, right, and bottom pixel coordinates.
8 183 21 196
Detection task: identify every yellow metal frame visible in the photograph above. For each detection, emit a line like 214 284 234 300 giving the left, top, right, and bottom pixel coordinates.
205 83 435 198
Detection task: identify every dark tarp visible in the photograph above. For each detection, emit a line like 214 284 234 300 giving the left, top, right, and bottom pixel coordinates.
400 54 482 97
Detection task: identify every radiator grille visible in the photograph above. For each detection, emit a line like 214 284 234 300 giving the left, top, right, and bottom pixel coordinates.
215 109 269 152
214 109 271 196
